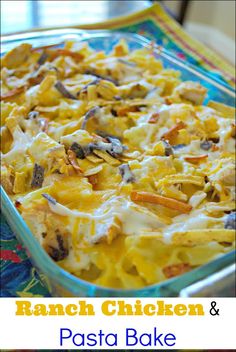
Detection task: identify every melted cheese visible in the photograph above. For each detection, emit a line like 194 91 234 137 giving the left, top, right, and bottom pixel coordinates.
1 39 235 290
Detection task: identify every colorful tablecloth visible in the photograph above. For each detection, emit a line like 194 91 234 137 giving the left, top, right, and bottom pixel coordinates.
1 3 235 297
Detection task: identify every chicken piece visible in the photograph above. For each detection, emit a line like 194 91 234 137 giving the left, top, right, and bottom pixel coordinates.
174 81 207 105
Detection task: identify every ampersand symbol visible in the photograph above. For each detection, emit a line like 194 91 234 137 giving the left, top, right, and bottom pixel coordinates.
209 301 219 316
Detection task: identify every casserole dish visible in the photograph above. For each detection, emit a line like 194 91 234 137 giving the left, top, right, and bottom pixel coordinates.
1 29 235 297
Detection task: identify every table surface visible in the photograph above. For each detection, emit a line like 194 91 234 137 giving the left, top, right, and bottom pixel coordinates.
2 0 151 35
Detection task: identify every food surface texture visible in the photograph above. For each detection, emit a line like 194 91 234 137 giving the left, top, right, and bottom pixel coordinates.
1 39 235 289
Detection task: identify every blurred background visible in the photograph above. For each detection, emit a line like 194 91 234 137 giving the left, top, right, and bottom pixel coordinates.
1 0 235 64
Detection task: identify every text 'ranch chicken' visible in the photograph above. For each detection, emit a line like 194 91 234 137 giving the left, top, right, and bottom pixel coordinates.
1 39 235 289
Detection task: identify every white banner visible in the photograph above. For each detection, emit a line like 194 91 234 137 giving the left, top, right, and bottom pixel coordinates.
0 298 235 349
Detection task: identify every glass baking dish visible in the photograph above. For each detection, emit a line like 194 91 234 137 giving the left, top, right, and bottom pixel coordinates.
1 29 235 297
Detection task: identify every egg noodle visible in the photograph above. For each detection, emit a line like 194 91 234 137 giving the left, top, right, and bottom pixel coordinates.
1 39 235 289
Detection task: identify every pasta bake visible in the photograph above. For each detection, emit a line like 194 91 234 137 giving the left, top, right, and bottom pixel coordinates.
1 39 235 289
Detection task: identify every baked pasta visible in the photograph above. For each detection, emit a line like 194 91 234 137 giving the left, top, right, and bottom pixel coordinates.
1 39 235 289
